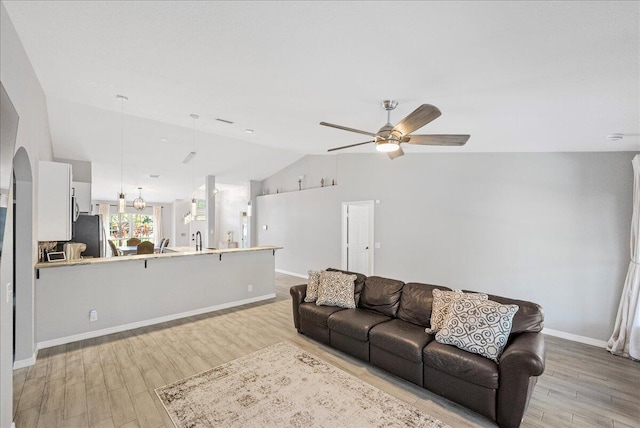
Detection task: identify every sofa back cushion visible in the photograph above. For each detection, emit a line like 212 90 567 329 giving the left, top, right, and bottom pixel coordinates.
327 268 366 305
464 290 544 333
397 283 452 327
359 276 405 317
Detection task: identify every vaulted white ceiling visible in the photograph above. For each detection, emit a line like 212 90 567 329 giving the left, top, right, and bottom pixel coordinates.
2 1 638 202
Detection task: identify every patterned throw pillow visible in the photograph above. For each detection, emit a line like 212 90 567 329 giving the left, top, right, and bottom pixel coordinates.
304 270 323 303
436 299 519 362
316 271 357 309
425 289 488 334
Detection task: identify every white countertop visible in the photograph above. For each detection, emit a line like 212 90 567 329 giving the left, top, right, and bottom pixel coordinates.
35 246 282 269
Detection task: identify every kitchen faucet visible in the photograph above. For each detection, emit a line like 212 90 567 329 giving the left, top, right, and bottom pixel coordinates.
195 231 202 251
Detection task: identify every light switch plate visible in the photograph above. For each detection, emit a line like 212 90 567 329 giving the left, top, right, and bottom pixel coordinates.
375 242 381 249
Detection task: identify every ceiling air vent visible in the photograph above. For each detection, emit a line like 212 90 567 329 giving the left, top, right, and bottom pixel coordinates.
149 174 160 179
215 118 234 124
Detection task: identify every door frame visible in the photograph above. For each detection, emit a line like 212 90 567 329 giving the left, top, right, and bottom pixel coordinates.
341 200 374 275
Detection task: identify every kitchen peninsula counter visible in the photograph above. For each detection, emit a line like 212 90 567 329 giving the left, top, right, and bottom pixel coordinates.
35 245 281 269
35 245 282 349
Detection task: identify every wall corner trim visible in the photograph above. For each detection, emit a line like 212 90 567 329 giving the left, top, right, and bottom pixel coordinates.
13 349 38 369
542 328 607 348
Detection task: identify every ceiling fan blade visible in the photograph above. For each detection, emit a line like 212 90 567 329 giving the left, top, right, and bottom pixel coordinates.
320 122 376 137
387 146 404 160
393 104 442 136
404 134 470 146
327 140 375 152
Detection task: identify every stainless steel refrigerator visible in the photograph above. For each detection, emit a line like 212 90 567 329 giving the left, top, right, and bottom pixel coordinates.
72 214 105 258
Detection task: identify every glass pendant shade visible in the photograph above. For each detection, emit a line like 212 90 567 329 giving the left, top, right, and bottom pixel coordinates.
191 198 197 220
133 187 146 211
247 200 252 217
118 193 126 213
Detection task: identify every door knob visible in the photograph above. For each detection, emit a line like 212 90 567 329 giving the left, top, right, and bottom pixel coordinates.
365 246 369 250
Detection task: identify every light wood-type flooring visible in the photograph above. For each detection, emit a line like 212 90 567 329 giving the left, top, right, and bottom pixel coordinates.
13 273 640 427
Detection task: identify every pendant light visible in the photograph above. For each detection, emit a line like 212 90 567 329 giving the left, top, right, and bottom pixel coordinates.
117 95 128 213
246 200 252 217
190 114 198 220
133 187 146 211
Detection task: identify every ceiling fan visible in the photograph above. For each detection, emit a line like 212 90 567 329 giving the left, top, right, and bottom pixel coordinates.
321 100 469 159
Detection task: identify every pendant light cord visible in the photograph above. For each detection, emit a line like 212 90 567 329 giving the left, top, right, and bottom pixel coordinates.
120 97 124 194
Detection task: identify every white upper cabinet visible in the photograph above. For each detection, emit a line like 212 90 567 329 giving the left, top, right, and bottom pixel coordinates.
38 161 72 241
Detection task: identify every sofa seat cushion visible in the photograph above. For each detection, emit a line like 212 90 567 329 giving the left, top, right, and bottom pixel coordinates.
359 276 405 317
423 341 499 389
397 283 451 327
370 319 434 363
299 302 346 327
327 308 390 341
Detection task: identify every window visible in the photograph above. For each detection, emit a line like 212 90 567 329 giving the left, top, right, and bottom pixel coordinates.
109 213 155 246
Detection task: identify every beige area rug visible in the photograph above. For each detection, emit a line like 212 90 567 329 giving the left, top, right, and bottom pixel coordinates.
155 341 450 428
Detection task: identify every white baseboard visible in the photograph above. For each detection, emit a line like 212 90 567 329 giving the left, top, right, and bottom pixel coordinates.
275 269 307 279
13 349 38 369
542 328 607 348
37 293 276 350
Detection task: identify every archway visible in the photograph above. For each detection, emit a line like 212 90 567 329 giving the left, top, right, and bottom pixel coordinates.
12 147 34 367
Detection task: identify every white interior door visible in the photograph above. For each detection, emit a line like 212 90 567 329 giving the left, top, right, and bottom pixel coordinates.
342 201 374 275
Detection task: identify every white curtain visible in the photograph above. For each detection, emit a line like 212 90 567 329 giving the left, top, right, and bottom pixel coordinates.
154 205 163 246
607 155 640 360
97 203 111 256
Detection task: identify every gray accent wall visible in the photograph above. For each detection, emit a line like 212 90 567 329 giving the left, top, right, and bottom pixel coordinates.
36 250 276 345
1 3 55 425
257 152 636 342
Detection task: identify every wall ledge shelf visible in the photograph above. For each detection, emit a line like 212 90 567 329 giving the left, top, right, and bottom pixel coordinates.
257 185 339 198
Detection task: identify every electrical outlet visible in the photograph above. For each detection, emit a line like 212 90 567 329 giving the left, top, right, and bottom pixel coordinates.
89 309 98 322
248 284 253 292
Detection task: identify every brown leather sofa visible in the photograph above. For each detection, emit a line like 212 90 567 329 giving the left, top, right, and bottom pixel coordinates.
290 269 545 428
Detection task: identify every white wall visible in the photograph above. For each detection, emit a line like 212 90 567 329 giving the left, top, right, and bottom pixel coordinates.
0 3 55 425
173 199 191 246
215 184 248 247
257 152 636 342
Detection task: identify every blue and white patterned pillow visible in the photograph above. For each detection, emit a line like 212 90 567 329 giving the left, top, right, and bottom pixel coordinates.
304 270 323 303
435 299 519 362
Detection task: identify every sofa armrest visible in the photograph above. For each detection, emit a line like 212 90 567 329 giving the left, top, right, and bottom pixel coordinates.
500 332 545 376
290 284 308 330
497 332 546 428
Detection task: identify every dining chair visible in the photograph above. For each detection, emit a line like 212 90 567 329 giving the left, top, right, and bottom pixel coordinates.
108 240 120 257
136 241 154 255
127 237 141 246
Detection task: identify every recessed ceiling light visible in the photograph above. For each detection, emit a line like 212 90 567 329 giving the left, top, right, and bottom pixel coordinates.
149 174 160 179
245 129 254 134
607 133 624 141
160 138 168 143
215 118 234 124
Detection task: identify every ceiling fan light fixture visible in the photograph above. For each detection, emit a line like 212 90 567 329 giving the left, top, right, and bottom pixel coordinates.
376 140 400 152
